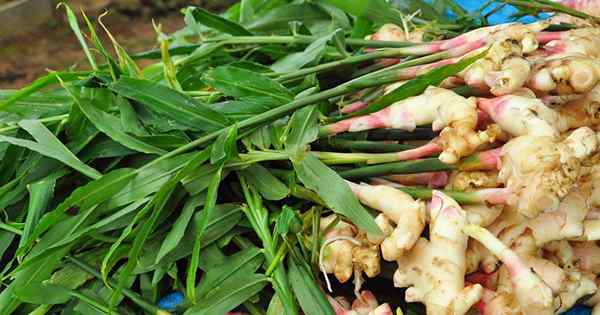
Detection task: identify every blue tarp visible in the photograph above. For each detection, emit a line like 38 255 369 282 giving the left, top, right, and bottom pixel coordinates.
445 0 551 24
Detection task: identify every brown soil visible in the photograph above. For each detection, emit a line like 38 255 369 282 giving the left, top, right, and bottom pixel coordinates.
0 0 193 89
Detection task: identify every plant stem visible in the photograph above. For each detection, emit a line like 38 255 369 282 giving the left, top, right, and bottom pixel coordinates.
265 244 288 277
139 53 455 172
0 222 22 235
339 128 436 141
276 48 420 83
238 175 298 315
134 36 418 59
0 114 69 134
317 138 415 153
393 186 481 204
339 158 454 179
67 256 165 315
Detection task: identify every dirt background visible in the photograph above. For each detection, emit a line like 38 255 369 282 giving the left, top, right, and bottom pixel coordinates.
0 0 230 89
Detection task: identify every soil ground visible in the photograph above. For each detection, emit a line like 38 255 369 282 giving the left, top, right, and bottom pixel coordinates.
0 0 200 89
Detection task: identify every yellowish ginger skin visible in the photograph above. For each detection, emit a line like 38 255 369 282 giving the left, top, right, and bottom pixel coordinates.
320 215 357 283
464 204 504 228
543 28 600 58
498 127 598 218
572 241 600 273
463 225 554 315
526 189 589 245
393 191 483 315
528 57 600 95
447 171 501 191
368 23 424 43
557 86 600 130
348 182 426 261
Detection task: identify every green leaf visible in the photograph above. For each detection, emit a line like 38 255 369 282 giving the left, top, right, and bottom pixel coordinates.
25 168 136 256
274 206 302 236
112 173 177 306
59 3 97 70
284 105 319 153
293 153 380 235
239 164 289 201
271 32 334 73
17 173 61 259
155 197 204 264
0 120 102 179
13 283 72 305
187 7 253 36
0 245 72 313
322 0 403 24
109 77 230 131
245 3 331 33
103 154 193 209
196 246 264 299
211 125 238 164
136 203 243 272
184 274 268 315
350 50 487 117
204 66 293 103
0 72 86 111
187 165 224 302
288 256 335 315
72 93 166 155
117 96 147 136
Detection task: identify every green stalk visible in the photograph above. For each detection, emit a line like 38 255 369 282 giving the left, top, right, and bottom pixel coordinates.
139 52 453 173
67 256 166 315
0 222 23 235
339 158 454 179
313 151 408 165
0 114 69 134
276 48 420 83
134 36 418 59
395 186 481 204
318 138 415 153
238 175 298 315
339 128 436 141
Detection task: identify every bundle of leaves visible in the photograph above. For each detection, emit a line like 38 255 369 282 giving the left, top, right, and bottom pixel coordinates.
0 0 594 314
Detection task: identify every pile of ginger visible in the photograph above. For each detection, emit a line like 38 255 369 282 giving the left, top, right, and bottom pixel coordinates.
319 6 600 315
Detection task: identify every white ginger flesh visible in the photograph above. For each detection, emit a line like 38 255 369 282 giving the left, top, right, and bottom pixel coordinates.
348 182 426 261
393 191 483 315
528 57 600 95
463 225 554 315
499 127 598 217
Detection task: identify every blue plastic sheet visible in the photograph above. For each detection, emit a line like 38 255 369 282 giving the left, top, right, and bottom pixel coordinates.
562 305 593 315
158 291 185 311
443 0 551 24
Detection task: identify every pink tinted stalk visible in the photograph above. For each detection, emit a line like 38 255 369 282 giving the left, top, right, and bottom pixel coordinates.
537 31 567 44
386 171 449 188
375 141 442 163
341 101 369 114
458 148 503 171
